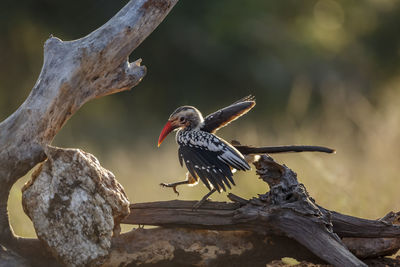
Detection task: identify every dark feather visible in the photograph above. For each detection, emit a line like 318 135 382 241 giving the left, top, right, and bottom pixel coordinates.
194 148 228 191
216 138 251 171
178 145 237 191
201 95 256 133
233 95 256 104
178 151 183 166
189 149 221 191
182 150 212 191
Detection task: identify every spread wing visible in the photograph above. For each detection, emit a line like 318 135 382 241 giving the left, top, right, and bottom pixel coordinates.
201 95 256 133
177 131 250 192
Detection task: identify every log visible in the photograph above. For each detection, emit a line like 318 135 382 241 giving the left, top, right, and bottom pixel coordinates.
124 200 400 259
120 155 400 266
105 228 400 267
125 201 400 239
0 244 30 267
4 227 399 266
106 228 323 267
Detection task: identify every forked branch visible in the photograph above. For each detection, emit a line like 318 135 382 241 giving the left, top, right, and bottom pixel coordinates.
0 0 178 256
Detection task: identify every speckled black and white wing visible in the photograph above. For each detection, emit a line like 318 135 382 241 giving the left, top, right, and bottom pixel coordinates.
177 130 250 192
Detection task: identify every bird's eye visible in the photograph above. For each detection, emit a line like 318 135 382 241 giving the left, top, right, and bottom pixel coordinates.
179 116 185 122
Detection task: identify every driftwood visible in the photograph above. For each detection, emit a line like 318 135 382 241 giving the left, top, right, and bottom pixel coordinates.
0 0 178 265
0 0 399 266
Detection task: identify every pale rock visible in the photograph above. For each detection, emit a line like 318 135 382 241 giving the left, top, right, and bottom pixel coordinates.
22 146 130 266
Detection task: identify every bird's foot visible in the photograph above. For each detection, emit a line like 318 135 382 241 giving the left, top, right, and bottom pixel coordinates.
192 188 217 210
160 183 180 196
192 198 210 210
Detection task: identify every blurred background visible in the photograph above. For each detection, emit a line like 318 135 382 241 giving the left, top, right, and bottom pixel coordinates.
1 0 399 237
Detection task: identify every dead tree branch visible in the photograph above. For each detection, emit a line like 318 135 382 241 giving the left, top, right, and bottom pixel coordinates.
0 0 178 262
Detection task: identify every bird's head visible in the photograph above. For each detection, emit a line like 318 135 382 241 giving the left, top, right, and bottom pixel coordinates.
158 106 204 147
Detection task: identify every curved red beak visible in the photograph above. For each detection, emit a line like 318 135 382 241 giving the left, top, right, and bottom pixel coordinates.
158 121 176 147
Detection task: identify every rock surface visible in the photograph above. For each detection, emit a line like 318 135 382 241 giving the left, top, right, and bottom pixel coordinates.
22 146 130 266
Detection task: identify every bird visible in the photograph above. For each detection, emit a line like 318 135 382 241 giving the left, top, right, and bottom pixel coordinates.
157 95 256 207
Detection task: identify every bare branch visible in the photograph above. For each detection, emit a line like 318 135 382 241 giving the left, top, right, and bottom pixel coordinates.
0 0 178 249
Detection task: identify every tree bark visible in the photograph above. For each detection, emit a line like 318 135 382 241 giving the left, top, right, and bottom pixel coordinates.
0 244 30 267
0 0 178 260
125 201 400 239
124 200 400 259
106 228 400 267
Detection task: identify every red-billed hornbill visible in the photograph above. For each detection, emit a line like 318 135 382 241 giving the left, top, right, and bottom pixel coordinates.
157 96 256 206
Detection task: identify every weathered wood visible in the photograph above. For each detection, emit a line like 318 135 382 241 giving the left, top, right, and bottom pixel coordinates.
0 243 30 267
4 228 400 267
246 155 366 267
126 201 400 238
121 155 400 266
0 0 178 264
103 228 400 266
125 200 400 259
329 209 400 238
105 228 323 267
6 238 60 267
132 199 240 210
343 237 400 259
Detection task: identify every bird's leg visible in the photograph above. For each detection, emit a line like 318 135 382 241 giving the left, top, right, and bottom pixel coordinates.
160 180 190 196
192 188 217 210
160 172 198 196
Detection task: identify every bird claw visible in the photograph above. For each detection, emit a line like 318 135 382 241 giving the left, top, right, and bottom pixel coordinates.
160 183 180 196
192 198 209 211
192 188 217 210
